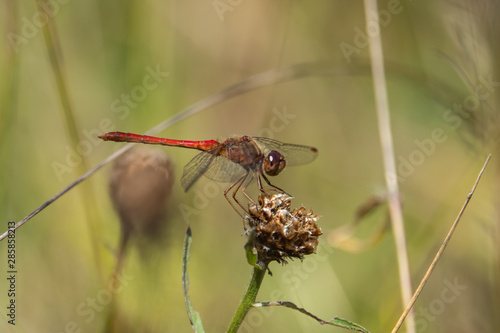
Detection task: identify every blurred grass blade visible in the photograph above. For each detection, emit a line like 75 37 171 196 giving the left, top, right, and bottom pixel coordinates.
254 301 370 333
182 227 205 333
0 1 19 148
391 154 491 333
353 195 386 222
328 195 390 252
363 0 414 331
0 1 20 220
37 0 80 141
327 220 389 253
143 61 351 137
36 0 105 278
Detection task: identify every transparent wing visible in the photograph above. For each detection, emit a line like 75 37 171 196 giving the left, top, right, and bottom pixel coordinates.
181 151 247 191
181 151 215 192
203 155 248 183
253 137 318 166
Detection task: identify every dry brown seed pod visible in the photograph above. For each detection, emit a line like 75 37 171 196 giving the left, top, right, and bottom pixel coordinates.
247 193 322 264
109 147 174 239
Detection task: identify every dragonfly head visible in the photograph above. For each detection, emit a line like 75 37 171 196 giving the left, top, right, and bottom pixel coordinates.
263 150 286 176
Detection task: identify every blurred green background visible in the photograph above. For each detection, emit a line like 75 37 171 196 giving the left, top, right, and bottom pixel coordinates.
1 1 499 332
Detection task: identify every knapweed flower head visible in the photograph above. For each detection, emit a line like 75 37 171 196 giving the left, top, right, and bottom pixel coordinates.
109 147 174 239
247 192 322 264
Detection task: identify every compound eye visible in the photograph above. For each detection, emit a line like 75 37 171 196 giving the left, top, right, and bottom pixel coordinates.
263 151 286 176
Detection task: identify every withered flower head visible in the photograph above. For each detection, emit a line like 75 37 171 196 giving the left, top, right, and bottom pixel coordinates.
109 147 174 239
247 193 322 264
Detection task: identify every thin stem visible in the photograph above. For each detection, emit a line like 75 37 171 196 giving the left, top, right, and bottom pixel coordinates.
104 230 131 333
391 154 491 333
362 0 415 332
227 262 267 333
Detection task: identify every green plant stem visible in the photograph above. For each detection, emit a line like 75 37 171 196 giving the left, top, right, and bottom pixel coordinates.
227 263 267 333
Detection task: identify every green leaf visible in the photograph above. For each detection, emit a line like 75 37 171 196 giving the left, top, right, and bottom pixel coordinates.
182 227 205 333
327 317 370 333
244 229 257 266
254 301 370 333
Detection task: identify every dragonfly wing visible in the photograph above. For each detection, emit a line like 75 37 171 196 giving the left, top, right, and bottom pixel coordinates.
203 155 248 183
181 152 247 191
181 151 216 192
253 137 318 166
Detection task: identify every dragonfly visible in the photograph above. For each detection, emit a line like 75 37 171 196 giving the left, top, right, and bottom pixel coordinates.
99 132 318 217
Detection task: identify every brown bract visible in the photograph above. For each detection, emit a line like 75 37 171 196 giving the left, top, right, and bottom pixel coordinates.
247 193 322 264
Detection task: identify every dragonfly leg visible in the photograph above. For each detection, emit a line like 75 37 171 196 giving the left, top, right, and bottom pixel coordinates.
223 172 249 219
231 172 257 213
237 173 260 229
256 174 264 191
239 172 257 206
260 173 288 194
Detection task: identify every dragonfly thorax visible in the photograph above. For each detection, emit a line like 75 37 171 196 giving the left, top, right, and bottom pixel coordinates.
221 136 262 168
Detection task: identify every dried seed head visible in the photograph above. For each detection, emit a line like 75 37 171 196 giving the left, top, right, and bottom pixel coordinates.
109 147 174 239
247 193 322 264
